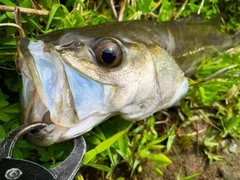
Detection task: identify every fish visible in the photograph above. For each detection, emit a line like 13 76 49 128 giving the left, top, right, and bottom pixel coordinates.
19 16 240 146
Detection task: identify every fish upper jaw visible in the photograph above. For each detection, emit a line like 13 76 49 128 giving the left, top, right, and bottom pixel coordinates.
20 39 114 146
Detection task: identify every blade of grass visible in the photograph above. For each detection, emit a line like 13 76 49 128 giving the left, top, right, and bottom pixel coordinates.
45 4 69 31
83 129 127 164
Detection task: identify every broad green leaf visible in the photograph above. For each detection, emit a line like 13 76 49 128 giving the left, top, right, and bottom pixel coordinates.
0 0 15 6
95 126 106 140
131 159 140 176
0 13 8 23
116 148 132 165
23 15 45 33
148 116 157 135
72 9 87 27
137 0 152 13
0 38 17 46
13 147 24 159
221 116 240 138
116 177 125 180
46 4 69 31
146 145 165 150
117 133 129 154
76 0 86 8
203 140 219 148
166 124 177 152
54 150 65 159
180 99 193 117
0 100 9 107
154 168 163 176
91 17 101 25
85 163 112 172
40 154 53 162
182 173 201 180
2 103 19 113
144 153 171 166
131 134 141 151
0 125 6 140
0 112 11 122
129 125 144 136
36 147 48 157
75 173 84 180
20 0 32 8
16 140 29 149
144 134 170 148
48 145 56 157
88 130 105 141
62 16 73 28
83 129 126 164
85 136 102 145
0 91 6 100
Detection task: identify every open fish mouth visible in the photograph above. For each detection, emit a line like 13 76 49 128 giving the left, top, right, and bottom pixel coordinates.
19 39 112 146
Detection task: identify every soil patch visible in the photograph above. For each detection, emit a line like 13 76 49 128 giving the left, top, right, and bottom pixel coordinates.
138 140 240 180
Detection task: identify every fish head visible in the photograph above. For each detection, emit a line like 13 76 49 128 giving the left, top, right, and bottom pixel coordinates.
19 23 188 146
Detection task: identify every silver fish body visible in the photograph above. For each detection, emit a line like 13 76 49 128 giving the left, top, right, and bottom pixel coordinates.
20 16 240 146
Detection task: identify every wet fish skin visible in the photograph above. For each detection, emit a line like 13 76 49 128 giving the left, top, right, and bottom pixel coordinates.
20 16 240 146
39 16 240 76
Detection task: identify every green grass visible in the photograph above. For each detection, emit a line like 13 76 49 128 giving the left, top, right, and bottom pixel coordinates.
0 0 240 179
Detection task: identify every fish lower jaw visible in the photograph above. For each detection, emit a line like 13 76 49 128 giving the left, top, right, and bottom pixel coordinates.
26 113 111 146
26 124 69 146
25 106 75 145
23 82 111 145
57 113 112 142
22 87 68 145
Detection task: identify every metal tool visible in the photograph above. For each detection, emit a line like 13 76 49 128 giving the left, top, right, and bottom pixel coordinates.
0 122 86 180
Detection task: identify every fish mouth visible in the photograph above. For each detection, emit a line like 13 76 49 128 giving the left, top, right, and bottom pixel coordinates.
19 39 112 146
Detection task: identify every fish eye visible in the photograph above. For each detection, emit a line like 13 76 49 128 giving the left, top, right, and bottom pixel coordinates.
94 39 122 68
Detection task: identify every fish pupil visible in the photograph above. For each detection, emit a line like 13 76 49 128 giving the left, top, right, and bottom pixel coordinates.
101 47 116 64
